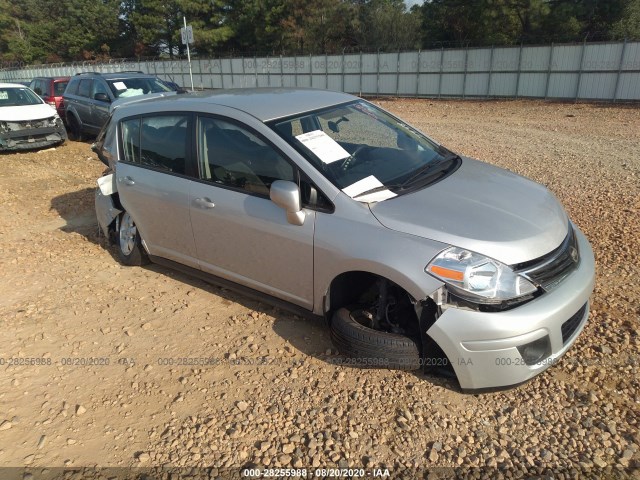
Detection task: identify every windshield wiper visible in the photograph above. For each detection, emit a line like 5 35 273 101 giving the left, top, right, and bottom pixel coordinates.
400 154 459 188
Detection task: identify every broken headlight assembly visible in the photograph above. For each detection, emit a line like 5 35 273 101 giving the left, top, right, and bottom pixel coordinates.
426 247 538 306
48 115 63 128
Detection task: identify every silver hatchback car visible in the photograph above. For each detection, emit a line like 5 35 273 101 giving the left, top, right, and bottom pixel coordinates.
94 88 595 391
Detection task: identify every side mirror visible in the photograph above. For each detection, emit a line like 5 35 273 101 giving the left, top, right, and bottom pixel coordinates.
270 180 305 226
94 93 111 103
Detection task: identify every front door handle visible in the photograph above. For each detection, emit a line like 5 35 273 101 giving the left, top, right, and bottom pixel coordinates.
194 197 215 209
119 176 135 186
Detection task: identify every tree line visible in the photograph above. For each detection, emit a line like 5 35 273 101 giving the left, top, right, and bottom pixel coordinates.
1 0 638 65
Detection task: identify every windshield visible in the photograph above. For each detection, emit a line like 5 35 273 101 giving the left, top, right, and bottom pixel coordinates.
0 87 44 107
271 100 455 199
107 78 172 99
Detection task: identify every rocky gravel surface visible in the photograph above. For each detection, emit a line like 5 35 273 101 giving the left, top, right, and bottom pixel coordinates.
0 99 638 478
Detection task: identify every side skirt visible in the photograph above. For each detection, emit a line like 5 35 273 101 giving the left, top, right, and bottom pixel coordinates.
148 255 323 322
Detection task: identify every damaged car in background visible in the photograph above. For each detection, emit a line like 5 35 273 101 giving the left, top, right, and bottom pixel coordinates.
93 88 595 391
0 82 67 151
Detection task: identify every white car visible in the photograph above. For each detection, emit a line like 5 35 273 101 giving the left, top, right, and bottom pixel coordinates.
0 82 67 151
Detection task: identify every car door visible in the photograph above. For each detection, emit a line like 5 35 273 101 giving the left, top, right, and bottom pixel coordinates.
116 113 199 268
189 115 315 309
90 79 111 132
75 79 94 129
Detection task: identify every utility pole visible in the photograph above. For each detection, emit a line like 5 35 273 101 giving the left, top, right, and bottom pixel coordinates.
181 16 195 91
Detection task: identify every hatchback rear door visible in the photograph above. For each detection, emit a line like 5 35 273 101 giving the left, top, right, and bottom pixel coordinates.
115 113 199 268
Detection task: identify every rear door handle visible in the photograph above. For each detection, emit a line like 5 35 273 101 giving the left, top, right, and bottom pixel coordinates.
119 176 135 186
194 197 215 209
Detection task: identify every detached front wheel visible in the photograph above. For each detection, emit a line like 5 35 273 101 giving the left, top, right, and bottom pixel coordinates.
330 307 421 371
117 211 149 266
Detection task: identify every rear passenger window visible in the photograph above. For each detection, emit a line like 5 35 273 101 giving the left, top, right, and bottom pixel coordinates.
197 117 294 196
120 115 189 175
78 79 92 98
65 79 79 95
121 118 140 164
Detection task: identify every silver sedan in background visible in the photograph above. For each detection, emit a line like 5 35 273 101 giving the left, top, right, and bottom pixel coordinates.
93 88 595 391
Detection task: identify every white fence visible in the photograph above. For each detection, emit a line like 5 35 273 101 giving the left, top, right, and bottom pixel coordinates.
2 41 639 101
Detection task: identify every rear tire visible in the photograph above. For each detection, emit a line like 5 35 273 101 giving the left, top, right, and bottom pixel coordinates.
117 211 149 266
67 115 83 141
330 307 421 371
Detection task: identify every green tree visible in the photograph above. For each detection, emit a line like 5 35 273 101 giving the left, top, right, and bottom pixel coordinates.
612 0 640 39
0 0 119 63
359 0 421 50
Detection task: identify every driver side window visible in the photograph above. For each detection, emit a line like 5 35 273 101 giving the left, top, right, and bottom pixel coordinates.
91 80 109 100
197 117 294 196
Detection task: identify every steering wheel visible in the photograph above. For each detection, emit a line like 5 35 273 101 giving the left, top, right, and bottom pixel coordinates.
339 145 367 171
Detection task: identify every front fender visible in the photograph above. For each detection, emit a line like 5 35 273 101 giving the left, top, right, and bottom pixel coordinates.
313 208 446 315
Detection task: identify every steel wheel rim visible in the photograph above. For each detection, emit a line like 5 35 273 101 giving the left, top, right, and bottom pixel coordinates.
119 213 137 256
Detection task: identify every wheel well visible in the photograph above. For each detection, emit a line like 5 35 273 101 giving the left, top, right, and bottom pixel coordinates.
327 271 455 377
327 271 421 339
327 271 380 317
66 109 79 124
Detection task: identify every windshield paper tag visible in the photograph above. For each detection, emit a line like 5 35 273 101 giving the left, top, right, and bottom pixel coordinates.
113 81 127 90
342 175 397 203
295 130 350 164
0 91 8 100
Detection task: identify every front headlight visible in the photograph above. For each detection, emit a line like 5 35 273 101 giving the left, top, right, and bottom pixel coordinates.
426 247 537 304
0 121 8 133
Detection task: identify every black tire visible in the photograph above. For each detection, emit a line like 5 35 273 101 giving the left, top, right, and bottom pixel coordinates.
67 115 83 142
117 211 149 266
330 307 421 371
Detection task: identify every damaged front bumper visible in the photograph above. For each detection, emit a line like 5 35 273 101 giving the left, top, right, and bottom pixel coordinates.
426 227 595 390
0 118 67 151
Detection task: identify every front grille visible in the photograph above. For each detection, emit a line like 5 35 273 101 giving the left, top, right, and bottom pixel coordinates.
8 118 53 131
561 303 588 344
516 226 580 291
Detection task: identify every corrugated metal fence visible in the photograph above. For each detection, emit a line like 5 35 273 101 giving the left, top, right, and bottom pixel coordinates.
2 40 639 101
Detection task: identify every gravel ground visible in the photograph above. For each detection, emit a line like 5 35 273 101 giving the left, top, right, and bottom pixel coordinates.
0 99 638 478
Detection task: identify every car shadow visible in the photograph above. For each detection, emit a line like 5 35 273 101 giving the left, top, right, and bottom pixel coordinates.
51 188 461 393
270 314 461 392
50 187 117 258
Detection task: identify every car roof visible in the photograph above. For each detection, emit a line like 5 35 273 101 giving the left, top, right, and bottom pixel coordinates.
74 72 156 80
116 88 357 122
31 77 70 81
0 82 32 88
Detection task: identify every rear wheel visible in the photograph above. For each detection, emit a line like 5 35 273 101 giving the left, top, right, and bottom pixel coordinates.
67 115 83 141
330 307 421 371
117 211 149 266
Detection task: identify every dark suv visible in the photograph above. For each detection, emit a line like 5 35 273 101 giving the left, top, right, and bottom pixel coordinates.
63 72 174 140
29 76 70 119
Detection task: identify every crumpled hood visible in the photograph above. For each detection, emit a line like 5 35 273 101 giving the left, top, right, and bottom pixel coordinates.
0 103 56 122
369 157 568 265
